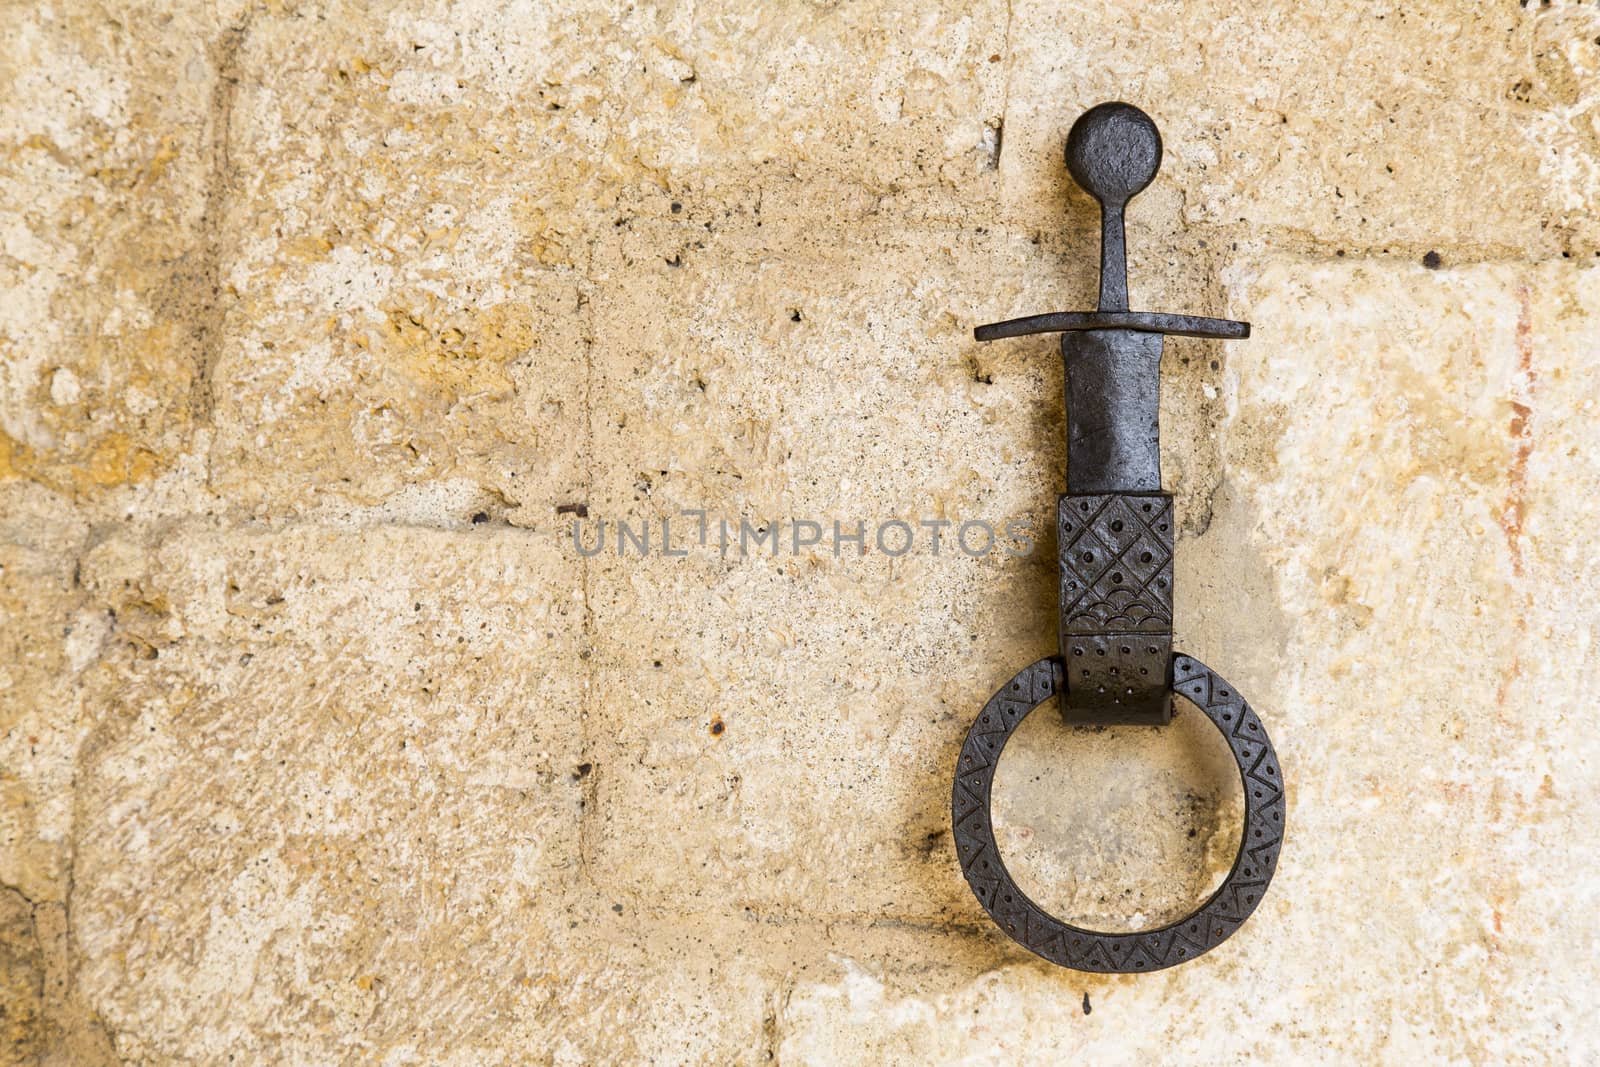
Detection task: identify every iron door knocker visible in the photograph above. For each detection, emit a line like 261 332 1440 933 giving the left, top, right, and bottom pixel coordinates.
951 103 1284 972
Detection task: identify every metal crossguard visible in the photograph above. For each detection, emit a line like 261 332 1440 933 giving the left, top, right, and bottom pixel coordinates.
951 103 1282 971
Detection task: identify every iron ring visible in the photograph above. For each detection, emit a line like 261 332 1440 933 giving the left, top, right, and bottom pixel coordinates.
951 654 1285 972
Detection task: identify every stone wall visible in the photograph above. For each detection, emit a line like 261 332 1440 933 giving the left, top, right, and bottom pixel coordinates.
3 1 1598 1062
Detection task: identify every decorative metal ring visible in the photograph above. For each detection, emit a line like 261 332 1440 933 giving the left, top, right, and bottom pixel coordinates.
951 654 1284 972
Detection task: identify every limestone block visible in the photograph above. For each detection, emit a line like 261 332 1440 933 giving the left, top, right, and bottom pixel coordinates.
207 6 591 519
580 223 1059 918
1195 257 1597 1060
68 523 590 1060
0 5 231 498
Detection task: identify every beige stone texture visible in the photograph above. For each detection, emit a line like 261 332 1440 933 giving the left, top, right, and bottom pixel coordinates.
3 0 1600 1063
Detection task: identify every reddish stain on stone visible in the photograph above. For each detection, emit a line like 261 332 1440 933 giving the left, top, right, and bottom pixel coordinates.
1501 285 1537 578
1496 285 1538 714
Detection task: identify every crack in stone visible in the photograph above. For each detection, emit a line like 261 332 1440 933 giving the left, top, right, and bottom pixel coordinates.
183 12 255 436
0 885 117 1063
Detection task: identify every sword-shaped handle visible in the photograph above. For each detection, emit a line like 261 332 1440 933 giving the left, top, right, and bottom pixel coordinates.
975 102 1249 495
973 102 1249 725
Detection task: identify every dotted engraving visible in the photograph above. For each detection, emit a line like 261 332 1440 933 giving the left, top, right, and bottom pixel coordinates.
951 655 1284 972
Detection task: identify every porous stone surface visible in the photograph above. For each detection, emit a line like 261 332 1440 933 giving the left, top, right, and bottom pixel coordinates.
3 1 1599 1062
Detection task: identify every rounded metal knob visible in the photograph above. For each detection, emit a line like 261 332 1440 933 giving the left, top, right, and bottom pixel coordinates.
1065 102 1163 208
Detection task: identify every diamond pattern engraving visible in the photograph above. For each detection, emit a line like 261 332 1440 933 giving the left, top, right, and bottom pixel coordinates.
1058 493 1174 722
1058 493 1173 632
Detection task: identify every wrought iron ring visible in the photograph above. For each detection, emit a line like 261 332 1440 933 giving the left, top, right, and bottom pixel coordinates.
951 654 1285 972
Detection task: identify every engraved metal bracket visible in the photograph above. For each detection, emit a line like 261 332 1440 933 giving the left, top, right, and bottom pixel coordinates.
1058 491 1173 724
950 102 1282 973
